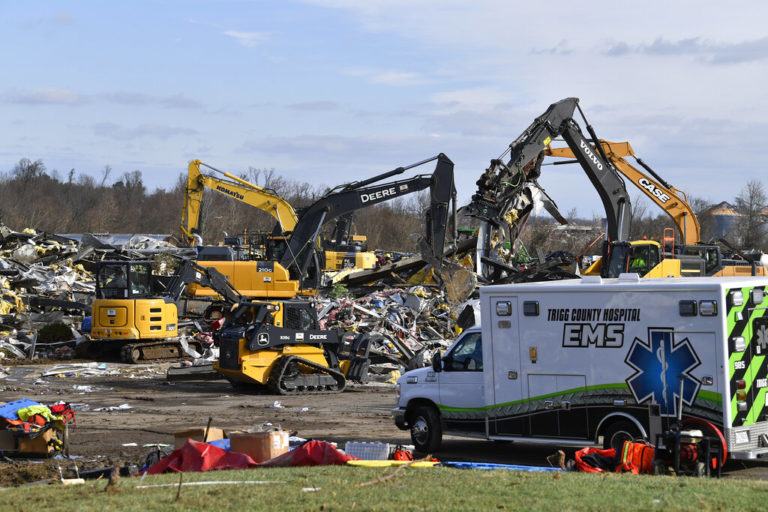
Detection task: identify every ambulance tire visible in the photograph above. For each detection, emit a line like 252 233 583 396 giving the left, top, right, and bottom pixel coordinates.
410 406 442 454
603 420 642 453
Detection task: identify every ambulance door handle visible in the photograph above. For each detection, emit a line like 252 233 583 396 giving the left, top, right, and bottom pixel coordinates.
561 401 571 410
544 400 554 409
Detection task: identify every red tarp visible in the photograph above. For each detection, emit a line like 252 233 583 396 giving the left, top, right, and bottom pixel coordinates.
144 439 356 474
145 440 258 474
259 439 357 467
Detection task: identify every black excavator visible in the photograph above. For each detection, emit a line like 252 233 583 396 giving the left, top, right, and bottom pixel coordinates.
214 154 461 394
279 153 458 291
85 258 242 363
463 97 632 282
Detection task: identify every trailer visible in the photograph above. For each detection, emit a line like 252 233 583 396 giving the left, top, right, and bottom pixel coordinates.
394 274 768 463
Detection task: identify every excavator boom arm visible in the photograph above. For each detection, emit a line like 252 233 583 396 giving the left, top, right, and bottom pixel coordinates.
469 97 631 241
546 140 701 245
181 160 299 245
280 153 456 280
163 259 243 304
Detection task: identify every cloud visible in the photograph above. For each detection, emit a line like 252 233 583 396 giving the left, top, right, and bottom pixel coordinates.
1 88 202 109
50 12 74 25
104 92 203 109
603 36 768 65
428 87 513 114
237 133 454 162
345 68 428 86
530 40 573 56
93 123 197 141
286 101 339 111
3 87 82 105
224 30 266 47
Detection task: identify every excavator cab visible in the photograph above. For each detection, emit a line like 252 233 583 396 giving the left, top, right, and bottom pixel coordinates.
96 261 154 300
92 260 178 342
601 241 661 278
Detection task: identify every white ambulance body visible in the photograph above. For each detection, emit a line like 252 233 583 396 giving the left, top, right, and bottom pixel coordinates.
393 275 768 460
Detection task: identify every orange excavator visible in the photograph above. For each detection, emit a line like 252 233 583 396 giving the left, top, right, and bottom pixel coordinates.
545 140 765 278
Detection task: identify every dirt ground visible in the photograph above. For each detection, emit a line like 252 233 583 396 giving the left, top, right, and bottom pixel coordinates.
0 359 411 486
2 359 768 486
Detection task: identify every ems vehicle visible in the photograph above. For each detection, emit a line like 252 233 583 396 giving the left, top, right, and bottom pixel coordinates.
394 275 768 462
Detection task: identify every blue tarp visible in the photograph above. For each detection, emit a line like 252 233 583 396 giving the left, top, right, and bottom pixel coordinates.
0 399 42 421
207 438 230 451
441 461 561 472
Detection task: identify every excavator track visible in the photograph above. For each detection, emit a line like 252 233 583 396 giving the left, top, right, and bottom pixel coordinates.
120 340 204 364
267 355 346 395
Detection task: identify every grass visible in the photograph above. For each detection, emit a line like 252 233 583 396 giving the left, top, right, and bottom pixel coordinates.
2 465 768 511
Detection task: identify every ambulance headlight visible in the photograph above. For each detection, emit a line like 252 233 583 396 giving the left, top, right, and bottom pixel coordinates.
730 290 744 307
751 289 764 304
699 300 718 316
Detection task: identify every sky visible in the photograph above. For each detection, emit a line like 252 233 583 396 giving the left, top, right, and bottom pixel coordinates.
2 1 768 222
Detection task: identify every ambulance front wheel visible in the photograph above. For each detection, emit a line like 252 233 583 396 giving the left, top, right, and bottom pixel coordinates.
602 420 642 453
409 406 442 454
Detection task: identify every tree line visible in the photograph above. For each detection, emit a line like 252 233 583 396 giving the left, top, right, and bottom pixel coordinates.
0 158 429 252
1 158 765 257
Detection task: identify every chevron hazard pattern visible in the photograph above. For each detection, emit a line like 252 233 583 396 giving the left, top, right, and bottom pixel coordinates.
727 286 768 427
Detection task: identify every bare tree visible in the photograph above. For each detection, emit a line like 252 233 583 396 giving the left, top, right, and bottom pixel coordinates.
12 158 46 182
100 165 112 187
686 195 715 243
734 180 767 250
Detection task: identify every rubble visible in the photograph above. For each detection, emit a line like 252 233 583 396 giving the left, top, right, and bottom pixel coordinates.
0 224 200 362
0 214 555 374
315 285 469 369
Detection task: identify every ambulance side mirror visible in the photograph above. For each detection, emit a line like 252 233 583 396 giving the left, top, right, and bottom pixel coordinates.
431 352 443 373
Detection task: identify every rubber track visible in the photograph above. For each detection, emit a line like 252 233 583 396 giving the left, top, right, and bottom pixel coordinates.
120 340 204 364
267 355 346 395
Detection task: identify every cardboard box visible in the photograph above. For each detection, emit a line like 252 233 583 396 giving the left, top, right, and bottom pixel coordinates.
17 428 56 455
173 427 225 449
229 430 289 463
0 429 16 452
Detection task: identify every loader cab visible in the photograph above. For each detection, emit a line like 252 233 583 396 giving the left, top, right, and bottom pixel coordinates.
95 261 153 299
601 241 661 278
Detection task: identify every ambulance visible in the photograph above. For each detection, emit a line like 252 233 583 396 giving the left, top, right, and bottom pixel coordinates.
393 275 768 461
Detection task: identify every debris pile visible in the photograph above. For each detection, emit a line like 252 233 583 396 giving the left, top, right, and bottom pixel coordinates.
0 398 75 456
0 224 195 362
317 286 470 369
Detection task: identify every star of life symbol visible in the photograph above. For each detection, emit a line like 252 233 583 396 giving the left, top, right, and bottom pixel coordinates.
625 329 701 417
756 323 768 353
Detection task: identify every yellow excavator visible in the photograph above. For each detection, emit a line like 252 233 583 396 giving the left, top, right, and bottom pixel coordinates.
545 140 766 278
87 259 242 362
181 160 377 276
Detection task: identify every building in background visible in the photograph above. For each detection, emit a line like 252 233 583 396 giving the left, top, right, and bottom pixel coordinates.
706 201 741 238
